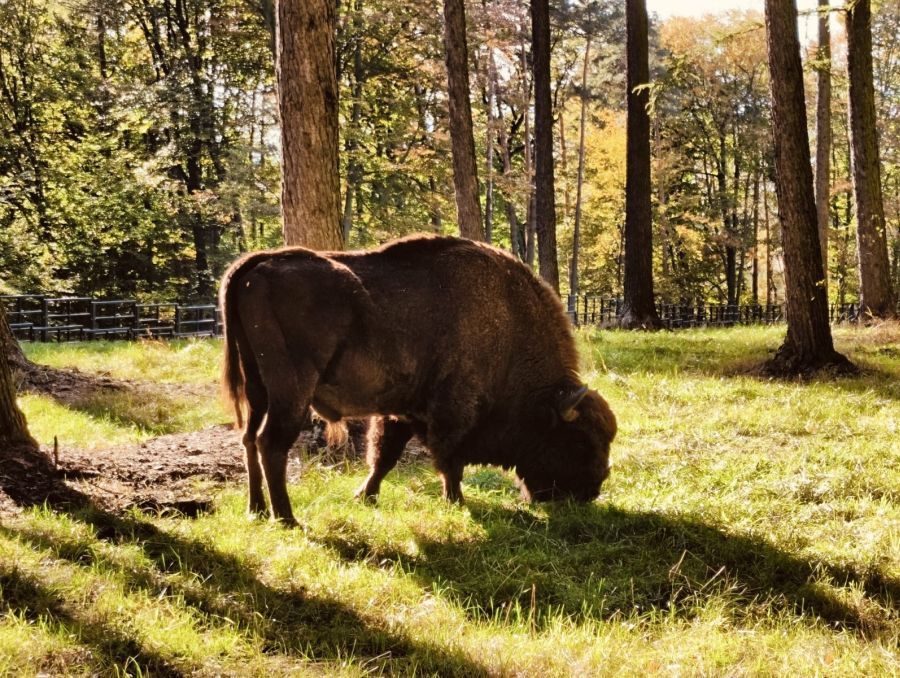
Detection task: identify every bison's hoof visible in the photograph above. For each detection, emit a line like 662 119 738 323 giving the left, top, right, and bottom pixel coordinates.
272 516 299 528
354 485 379 505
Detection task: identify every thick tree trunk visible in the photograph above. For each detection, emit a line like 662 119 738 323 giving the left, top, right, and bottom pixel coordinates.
763 0 852 375
569 37 591 306
531 0 560 294
814 0 831 280
0 305 36 449
443 0 483 241
621 0 661 329
276 0 343 249
846 0 896 318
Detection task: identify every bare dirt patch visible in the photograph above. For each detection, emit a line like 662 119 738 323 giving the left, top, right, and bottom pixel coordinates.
3 361 427 519
0 423 359 518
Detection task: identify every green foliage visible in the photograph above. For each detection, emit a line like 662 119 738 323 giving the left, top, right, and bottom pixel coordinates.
2 327 898 674
1 0 898 305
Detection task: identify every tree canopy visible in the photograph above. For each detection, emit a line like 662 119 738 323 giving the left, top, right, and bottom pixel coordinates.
0 0 898 311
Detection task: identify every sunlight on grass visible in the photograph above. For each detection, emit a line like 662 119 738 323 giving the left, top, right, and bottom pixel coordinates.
3 325 899 675
18 394 153 448
23 338 222 385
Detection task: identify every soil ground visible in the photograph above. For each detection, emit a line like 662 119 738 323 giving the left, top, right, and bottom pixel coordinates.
2 362 403 518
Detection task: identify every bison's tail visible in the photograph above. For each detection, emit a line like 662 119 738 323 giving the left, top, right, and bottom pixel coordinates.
220 253 269 430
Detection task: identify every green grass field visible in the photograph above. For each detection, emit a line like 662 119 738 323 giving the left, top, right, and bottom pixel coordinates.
3 326 898 676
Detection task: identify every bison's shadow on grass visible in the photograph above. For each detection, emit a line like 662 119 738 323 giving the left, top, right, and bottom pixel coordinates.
0 561 184 677
3 506 489 677
320 495 897 637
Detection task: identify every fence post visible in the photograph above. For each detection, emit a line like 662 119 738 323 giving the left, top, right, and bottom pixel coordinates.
40 297 49 341
175 305 182 336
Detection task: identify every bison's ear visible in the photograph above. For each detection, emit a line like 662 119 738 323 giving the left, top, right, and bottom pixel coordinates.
558 384 589 422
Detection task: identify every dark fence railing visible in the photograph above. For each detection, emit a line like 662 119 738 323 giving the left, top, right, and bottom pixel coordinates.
2 294 221 342
0 292 884 343
565 295 875 328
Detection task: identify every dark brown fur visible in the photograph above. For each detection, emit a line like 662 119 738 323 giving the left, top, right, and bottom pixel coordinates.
221 235 616 524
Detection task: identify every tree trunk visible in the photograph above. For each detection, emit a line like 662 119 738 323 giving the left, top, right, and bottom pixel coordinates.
495 91 521 259
751 166 761 305
846 0 896 318
569 36 591 308
0 305 36 449
763 0 852 375
443 0 483 241
342 0 365 245
521 34 535 267
621 0 661 329
485 47 497 245
814 0 831 281
276 0 343 249
764 171 773 307
531 0 560 294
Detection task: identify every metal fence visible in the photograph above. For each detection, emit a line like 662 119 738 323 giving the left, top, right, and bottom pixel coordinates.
2 294 221 342
565 295 874 328
0 292 883 343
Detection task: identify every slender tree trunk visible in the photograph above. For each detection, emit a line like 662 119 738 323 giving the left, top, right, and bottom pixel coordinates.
846 0 896 318
569 36 591 308
0 305 36 449
764 172 773 307
495 89 521 259
443 0 483 240
621 0 661 328
814 0 831 281
428 177 443 232
342 0 365 245
763 0 851 374
276 0 343 249
752 166 761 305
485 47 497 245
521 35 535 267
531 0 560 293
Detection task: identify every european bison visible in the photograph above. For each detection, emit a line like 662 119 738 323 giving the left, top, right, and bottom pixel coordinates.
221 235 616 525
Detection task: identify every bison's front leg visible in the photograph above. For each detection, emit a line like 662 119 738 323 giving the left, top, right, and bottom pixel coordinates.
437 460 464 503
355 417 414 502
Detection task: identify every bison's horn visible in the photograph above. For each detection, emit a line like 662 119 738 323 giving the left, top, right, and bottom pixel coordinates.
559 384 589 422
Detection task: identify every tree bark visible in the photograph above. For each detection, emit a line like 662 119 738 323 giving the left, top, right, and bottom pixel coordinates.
763 0 852 375
443 0 483 241
846 0 896 318
531 0 560 294
814 0 831 281
621 0 661 329
569 37 591 307
342 0 365 245
485 47 497 245
0 305 36 449
276 0 343 249
521 34 535 267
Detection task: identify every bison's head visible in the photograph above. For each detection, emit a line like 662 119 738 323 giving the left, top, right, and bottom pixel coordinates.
516 384 617 502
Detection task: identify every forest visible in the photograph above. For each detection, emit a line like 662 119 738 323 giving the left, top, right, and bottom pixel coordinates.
1 0 898 310
0 0 898 675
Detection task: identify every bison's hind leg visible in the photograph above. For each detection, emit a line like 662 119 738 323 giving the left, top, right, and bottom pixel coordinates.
242 377 269 518
355 417 414 502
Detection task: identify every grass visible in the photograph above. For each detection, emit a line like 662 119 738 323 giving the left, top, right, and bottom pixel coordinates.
2 326 899 676
19 339 229 448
